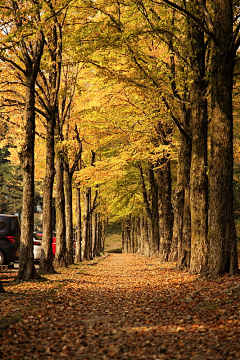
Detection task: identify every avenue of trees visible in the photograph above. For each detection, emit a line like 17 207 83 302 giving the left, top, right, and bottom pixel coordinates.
0 0 240 283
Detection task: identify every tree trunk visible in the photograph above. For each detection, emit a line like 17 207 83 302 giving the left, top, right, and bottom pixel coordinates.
64 167 74 265
95 215 103 256
138 163 159 257
39 115 56 274
168 104 192 266
135 216 141 254
148 166 160 257
74 186 82 263
178 174 191 269
17 83 39 281
176 107 192 270
208 1 239 275
131 216 136 253
189 6 208 274
139 216 150 256
122 218 130 253
100 218 108 253
15 22 44 281
82 188 91 260
54 154 67 268
157 157 173 262
92 212 99 257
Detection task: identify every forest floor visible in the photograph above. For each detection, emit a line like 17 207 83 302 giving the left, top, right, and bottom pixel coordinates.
0 251 240 359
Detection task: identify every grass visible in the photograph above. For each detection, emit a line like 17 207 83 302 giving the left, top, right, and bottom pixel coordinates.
104 232 122 252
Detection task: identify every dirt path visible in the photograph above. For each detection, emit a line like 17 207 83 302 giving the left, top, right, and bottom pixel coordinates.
0 253 240 359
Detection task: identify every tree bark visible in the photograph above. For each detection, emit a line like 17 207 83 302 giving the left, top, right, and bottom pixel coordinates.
39 17 62 274
100 218 108 253
122 218 130 253
39 115 56 274
208 1 239 275
93 213 101 257
15 11 44 281
82 188 91 260
138 163 159 257
157 156 173 262
189 5 208 274
17 79 41 281
64 167 74 265
74 186 82 263
168 104 192 266
175 108 192 270
54 153 67 268
135 216 141 254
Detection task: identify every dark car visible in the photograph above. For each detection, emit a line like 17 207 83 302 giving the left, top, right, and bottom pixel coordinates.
0 214 21 265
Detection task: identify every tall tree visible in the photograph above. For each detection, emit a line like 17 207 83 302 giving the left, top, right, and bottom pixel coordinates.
188 2 208 274
0 0 45 280
160 0 239 275
63 124 82 265
38 1 64 274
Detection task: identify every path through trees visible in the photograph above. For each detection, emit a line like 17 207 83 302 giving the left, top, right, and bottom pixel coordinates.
0 253 240 359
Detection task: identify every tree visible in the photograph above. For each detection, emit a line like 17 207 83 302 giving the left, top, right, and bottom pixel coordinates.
0 0 45 280
63 123 82 265
160 0 239 275
37 0 65 274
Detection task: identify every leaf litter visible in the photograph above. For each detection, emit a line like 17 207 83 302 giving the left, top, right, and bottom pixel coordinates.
0 253 240 360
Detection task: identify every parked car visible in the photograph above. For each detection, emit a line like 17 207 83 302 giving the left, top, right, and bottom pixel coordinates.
0 214 20 265
36 232 56 257
33 232 42 261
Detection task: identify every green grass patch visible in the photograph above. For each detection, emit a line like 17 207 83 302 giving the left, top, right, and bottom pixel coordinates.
107 248 122 253
107 223 122 235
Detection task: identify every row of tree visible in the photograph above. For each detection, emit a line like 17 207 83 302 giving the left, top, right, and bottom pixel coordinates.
0 0 239 280
71 0 240 276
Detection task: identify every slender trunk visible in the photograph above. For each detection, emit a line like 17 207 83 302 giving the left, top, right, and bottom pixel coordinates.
135 216 141 253
139 216 145 255
176 107 192 269
138 163 159 257
88 190 93 260
178 176 191 269
139 216 150 256
82 188 90 260
131 216 135 253
92 212 99 257
100 218 108 253
17 83 39 281
54 154 67 268
157 157 173 262
95 215 102 256
64 167 74 265
122 218 129 253
148 166 160 257
169 108 192 266
74 186 82 263
189 7 208 274
39 115 55 274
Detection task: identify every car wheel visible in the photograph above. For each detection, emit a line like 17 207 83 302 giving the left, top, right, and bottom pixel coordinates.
0 250 5 265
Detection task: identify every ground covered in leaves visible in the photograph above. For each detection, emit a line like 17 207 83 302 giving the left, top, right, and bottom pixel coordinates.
0 253 240 360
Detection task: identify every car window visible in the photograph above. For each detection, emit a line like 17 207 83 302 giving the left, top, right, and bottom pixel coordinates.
0 220 7 231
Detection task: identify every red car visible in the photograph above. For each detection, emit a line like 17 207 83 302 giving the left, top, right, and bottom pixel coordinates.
52 236 56 256
37 233 56 256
